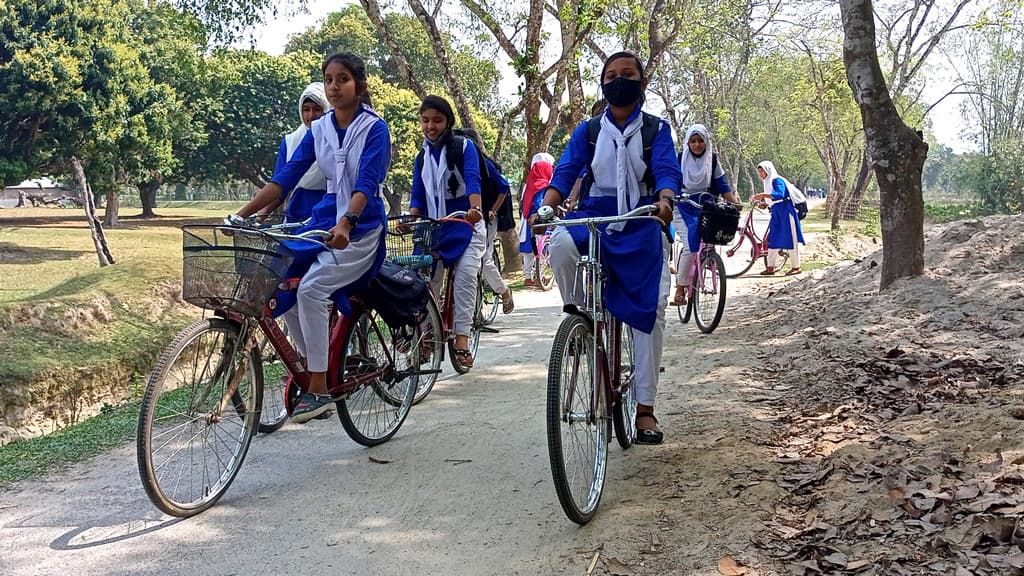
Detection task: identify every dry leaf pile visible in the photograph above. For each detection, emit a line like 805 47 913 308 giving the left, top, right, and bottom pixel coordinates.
732 216 1024 575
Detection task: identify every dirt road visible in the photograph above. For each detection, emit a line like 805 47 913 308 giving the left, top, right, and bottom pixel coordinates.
0 275 790 576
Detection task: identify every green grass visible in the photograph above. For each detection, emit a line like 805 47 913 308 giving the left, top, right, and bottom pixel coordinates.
0 399 141 487
924 201 998 224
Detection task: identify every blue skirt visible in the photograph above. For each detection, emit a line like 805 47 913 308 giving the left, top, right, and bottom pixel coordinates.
767 201 805 249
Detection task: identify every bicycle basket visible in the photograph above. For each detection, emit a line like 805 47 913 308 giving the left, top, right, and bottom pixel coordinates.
697 202 741 245
181 225 294 317
385 217 442 265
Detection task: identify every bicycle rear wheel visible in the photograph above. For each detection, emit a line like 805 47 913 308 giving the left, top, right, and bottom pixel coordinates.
535 242 555 291
336 309 417 446
413 294 444 404
694 250 727 334
483 244 502 325
137 318 262 517
720 232 758 278
448 280 484 374
547 314 608 525
611 324 636 450
677 293 693 324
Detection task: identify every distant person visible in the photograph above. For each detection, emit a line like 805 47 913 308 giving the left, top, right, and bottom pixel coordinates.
518 153 554 286
751 161 804 276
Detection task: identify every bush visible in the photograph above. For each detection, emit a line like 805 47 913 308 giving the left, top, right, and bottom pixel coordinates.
954 139 1024 214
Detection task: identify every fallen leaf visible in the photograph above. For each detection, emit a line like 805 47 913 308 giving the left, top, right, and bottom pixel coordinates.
965 494 1017 513
718 556 748 575
368 456 393 464
603 557 636 576
846 559 872 571
1008 407 1024 420
822 552 848 566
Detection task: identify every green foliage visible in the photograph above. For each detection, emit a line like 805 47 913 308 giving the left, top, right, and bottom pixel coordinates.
953 138 1024 213
856 206 881 238
284 6 502 113
368 76 421 193
923 201 999 223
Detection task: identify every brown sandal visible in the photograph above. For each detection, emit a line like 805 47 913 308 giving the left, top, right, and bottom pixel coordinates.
502 289 515 314
760 267 776 276
785 268 802 276
453 348 474 369
670 287 687 307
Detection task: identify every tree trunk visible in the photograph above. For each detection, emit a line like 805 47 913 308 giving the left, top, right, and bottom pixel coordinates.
16 191 26 207
407 0 476 131
103 188 120 227
498 229 522 275
843 149 874 217
139 181 161 218
382 182 403 217
71 157 115 267
840 0 928 290
359 0 427 98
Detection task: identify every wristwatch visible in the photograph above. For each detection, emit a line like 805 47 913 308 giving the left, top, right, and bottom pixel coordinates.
342 211 360 227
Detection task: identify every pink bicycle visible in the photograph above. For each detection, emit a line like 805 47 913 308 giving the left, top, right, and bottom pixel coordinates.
719 201 788 277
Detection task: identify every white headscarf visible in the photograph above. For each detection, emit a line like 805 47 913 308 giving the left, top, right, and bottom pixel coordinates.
531 152 554 167
680 124 714 193
758 160 802 202
284 82 331 191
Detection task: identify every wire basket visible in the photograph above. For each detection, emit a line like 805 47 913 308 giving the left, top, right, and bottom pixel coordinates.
385 217 442 267
181 225 294 317
698 202 741 245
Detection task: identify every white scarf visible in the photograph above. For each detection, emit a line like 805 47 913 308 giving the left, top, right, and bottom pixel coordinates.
284 83 331 191
421 140 448 219
596 113 645 230
310 104 383 222
758 160 799 203
681 124 713 193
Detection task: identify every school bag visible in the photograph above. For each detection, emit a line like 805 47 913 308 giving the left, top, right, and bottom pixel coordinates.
579 112 662 200
364 261 429 329
786 181 808 220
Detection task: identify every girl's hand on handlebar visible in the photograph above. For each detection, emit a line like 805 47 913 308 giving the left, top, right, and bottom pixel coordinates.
466 207 483 224
657 199 674 225
328 221 350 250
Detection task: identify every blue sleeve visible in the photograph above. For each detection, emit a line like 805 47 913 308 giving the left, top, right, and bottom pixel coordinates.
489 160 510 197
272 139 288 184
528 189 545 217
651 121 681 195
270 131 316 192
461 139 481 196
771 177 787 201
353 120 391 200
711 175 731 196
549 122 591 196
410 154 425 212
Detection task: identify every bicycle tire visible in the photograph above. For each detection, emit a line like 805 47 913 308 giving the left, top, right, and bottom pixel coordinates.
611 324 636 450
256 319 289 433
413 294 444 404
678 293 693 324
483 244 502 325
535 242 555 291
694 250 727 334
336 309 417 446
547 314 609 525
448 280 484 374
137 318 262 517
721 232 758 278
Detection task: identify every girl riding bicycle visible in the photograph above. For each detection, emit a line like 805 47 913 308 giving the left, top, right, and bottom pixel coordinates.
751 160 805 276
671 124 741 306
537 51 681 445
409 95 485 370
230 52 391 422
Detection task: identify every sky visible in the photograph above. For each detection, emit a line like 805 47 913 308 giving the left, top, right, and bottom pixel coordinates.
241 0 976 154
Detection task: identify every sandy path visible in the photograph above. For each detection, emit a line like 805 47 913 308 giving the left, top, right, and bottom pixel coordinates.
0 270 798 576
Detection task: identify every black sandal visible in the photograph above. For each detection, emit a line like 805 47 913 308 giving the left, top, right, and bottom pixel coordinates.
634 410 664 445
453 348 474 369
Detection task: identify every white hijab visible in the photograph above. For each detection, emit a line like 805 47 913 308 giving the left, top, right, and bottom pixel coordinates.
758 160 801 203
680 124 713 192
531 152 554 167
284 82 331 191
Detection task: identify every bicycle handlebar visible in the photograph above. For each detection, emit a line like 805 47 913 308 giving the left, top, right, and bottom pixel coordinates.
536 203 660 228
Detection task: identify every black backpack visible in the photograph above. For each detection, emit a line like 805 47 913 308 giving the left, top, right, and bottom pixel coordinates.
578 112 662 201
364 261 429 329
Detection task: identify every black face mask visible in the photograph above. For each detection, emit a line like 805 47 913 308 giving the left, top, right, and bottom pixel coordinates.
601 77 643 108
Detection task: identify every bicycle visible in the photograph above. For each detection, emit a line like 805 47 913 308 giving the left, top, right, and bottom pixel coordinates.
532 229 556 291
719 200 788 278
481 236 503 325
386 212 487 393
137 221 428 517
674 196 728 333
538 203 661 525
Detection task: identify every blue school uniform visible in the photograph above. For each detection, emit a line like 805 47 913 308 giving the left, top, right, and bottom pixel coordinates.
547 107 681 333
766 177 805 249
410 136 482 267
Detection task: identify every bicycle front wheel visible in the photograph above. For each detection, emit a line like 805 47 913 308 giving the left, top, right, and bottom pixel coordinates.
256 319 289 433
336 310 417 446
137 318 262 517
694 250 727 334
535 244 555 291
720 232 758 278
547 314 609 525
483 244 502 325
448 281 484 374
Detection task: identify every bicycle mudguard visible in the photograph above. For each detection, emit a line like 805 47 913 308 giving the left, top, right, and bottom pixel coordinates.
562 304 594 330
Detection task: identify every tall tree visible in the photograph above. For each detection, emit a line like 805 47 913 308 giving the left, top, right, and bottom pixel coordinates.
840 0 928 289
